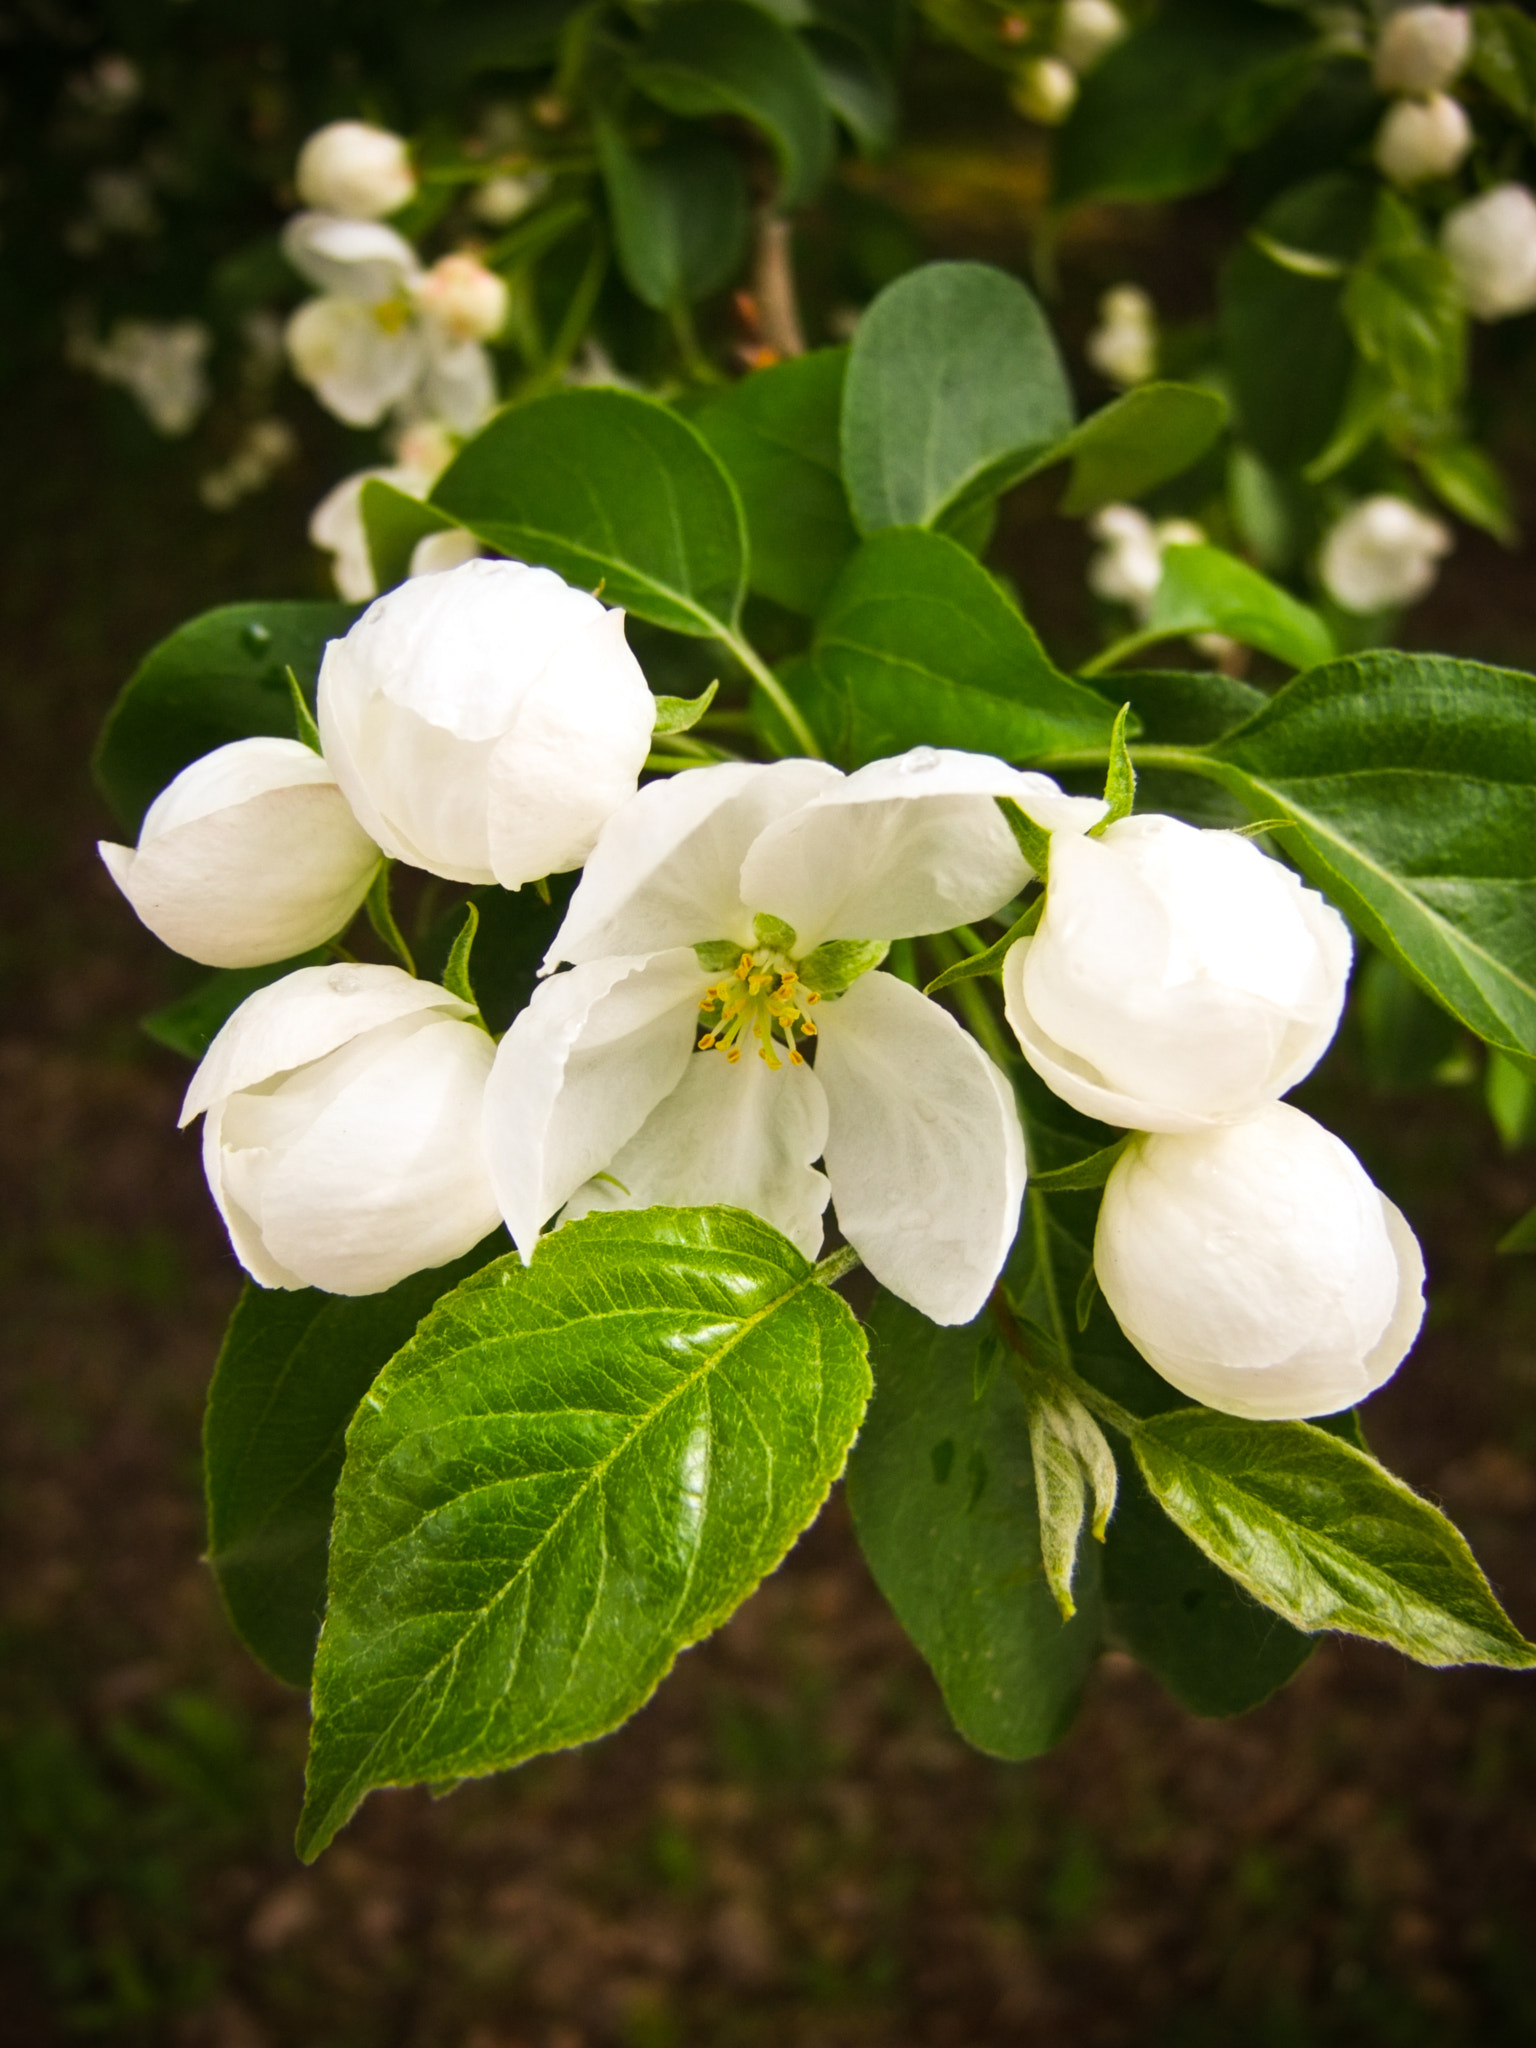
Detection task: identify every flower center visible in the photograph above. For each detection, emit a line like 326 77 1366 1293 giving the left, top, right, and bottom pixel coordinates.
373 294 414 335
697 951 821 1071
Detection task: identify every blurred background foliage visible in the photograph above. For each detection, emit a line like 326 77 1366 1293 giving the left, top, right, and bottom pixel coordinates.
4 0 1536 2041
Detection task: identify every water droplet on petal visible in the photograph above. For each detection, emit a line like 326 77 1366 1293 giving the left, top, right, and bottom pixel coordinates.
328 965 363 996
901 746 940 774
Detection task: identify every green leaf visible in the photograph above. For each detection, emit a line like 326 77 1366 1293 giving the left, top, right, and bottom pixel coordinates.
1195 652 1536 1059
1127 544 1335 672
297 1207 870 1860
1097 702 1136 827
1498 1203 1536 1255
1027 1136 1133 1195
594 120 749 312
1487 1048 1536 1152
922 897 1042 997
94 601 356 833
1219 174 1376 471
442 902 481 1014
1019 1371 1117 1621
692 350 858 614
1088 666 1269 746
141 953 329 1062
204 1238 507 1688
1414 439 1518 547
631 0 835 208
1053 0 1312 207
652 678 719 735
1344 191 1466 419
364 863 414 976
1049 384 1229 517
845 1293 1101 1760
805 27 897 155
433 389 748 638
1356 950 1462 1093
782 528 1118 766
1472 4 1536 133
1131 1409 1536 1669
360 479 459 594
840 262 1074 534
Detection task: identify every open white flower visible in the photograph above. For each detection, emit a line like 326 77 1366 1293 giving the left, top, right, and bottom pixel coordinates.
1003 814 1351 1132
1374 92 1472 185
1373 5 1471 94
1442 184 1536 321
483 752 1106 1325
1095 1104 1426 1419
77 317 211 436
317 556 656 889
1087 504 1203 615
1319 494 1453 613
1085 284 1157 388
296 121 416 220
181 963 501 1295
99 737 379 967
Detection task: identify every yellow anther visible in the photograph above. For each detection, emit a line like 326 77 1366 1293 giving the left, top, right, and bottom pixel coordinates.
696 941 822 1069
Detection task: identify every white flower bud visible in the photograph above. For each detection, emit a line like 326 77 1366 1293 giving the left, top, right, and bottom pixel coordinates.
1057 0 1127 72
1442 183 1536 320
471 171 548 225
1012 56 1079 123
1319 494 1453 613
408 527 484 577
1374 91 1472 184
317 558 657 890
98 738 379 968
295 121 416 220
1003 814 1351 1131
1086 505 1202 617
415 252 510 343
180 964 500 1295
1085 283 1157 387
1095 1105 1426 1419
1373 6 1471 94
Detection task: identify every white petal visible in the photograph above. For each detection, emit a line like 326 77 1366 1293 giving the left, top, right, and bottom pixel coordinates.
285 297 425 429
482 950 706 1255
281 213 420 301
181 963 471 1126
420 334 497 435
485 609 656 888
201 1097 310 1290
816 971 1026 1325
548 758 842 967
738 749 1106 951
562 1050 830 1259
139 737 339 841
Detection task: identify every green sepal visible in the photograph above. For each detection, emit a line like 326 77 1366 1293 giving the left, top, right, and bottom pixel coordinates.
1016 1361 1120 1622
1075 1262 1099 1335
1092 703 1136 832
652 678 719 736
364 862 414 977
753 911 797 953
797 937 888 994
1028 1135 1133 1195
286 665 323 754
695 939 747 973
923 896 1042 996
997 797 1052 882
442 902 482 1018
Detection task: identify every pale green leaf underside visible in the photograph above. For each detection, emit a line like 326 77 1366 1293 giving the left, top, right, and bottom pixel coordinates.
298 1207 869 1860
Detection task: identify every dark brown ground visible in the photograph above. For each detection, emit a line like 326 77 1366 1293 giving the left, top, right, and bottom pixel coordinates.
5 317 1536 2048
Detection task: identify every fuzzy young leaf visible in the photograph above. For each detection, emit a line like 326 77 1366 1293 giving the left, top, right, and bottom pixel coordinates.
1096 703 1136 827
1133 1410 1536 1668
845 1293 1101 1759
442 902 480 1013
298 1207 870 1860
434 390 748 638
1028 1398 1090 1621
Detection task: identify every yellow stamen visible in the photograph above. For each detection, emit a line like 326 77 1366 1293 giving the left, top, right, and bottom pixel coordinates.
694 945 821 1070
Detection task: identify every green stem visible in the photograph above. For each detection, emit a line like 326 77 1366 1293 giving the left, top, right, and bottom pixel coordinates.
718 626 824 760
1037 742 1207 776
1027 1188 1075 1372
815 1244 862 1286
926 932 1014 1069
1079 627 1187 676
991 1282 1141 1441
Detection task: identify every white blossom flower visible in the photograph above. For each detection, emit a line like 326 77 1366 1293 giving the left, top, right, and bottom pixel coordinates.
1442 184 1536 320
1373 91 1472 184
1057 0 1128 73
1373 5 1471 94
471 171 548 225
1319 494 1453 612
415 253 509 341
295 121 416 220
1086 504 1203 613
307 419 467 602
1012 56 1079 124
282 216 499 432
1085 283 1157 387
317 557 656 889
181 964 500 1295
76 317 211 436
483 752 1105 1325
1094 1104 1426 1419
1003 814 1352 1132
99 738 379 968
200 416 299 512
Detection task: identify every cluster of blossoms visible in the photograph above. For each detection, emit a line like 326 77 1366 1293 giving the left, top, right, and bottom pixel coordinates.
101 553 1424 1423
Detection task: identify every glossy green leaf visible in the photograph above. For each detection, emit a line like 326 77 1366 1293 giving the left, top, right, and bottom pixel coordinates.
1137 544 1335 672
1053 0 1312 207
94 601 356 833
360 478 459 594
1048 384 1229 516
298 1208 870 1860
595 120 749 311
1344 191 1465 419
1132 1409 1536 1668
1473 4 1536 132
433 389 748 637
775 527 1118 766
806 27 897 155
845 1293 1101 1760
631 0 835 208
841 262 1073 534
693 350 858 614
1087 667 1269 746
1195 653 1536 1058
141 953 329 1062
204 1237 507 1688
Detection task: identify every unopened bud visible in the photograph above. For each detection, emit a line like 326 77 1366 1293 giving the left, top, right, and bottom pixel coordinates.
1442 183 1536 320
1085 283 1156 386
295 121 416 220
1373 91 1471 184
1373 6 1471 94
1319 495 1452 613
1011 56 1078 124
416 252 510 342
1057 0 1127 73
